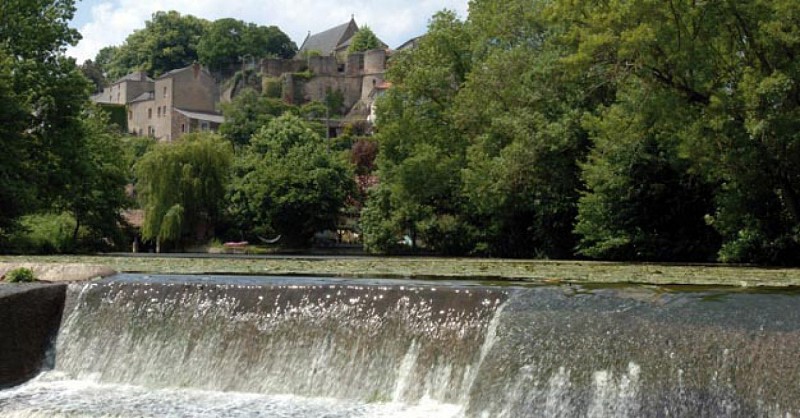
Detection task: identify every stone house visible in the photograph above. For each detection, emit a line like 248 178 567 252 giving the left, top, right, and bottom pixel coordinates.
92 64 223 141
262 18 390 134
92 71 154 105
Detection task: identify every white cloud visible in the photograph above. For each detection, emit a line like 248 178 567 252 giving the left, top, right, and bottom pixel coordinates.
68 0 469 63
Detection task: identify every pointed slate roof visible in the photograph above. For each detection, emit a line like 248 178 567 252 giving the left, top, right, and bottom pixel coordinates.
298 18 359 56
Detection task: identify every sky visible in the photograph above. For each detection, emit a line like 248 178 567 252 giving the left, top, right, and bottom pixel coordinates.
67 0 470 63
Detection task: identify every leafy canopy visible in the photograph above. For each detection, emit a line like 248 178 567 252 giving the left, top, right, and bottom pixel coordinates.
135 133 233 249
197 18 296 73
348 26 382 53
228 114 354 247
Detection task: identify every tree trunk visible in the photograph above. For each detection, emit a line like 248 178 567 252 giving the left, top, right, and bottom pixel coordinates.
72 215 81 248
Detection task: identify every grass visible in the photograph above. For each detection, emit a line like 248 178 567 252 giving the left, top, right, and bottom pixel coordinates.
1 255 800 287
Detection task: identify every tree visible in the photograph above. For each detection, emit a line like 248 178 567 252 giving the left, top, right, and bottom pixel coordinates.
197 19 296 74
348 26 382 53
0 51 34 244
575 85 720 261
135 133 233 251
57 106 130 248
0 0 90 247
228 114 354 247
219 88 290 147
105 11 208 79
80 59 107 93
555 0 800 264
94 46 118 73
362 10 472 254
452 0 605 258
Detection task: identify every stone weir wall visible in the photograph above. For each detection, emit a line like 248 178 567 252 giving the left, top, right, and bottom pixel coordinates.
0 284 67 387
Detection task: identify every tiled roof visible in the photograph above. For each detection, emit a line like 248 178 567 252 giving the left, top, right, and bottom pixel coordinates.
91 92 115 104
396 35 424 51
174 108 225 124
129 91 155 103
156 63 211 80
298 19 358 56
114 71 153 84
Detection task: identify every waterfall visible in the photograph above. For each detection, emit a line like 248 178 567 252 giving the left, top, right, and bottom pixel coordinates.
1 275 800 417
54 276 507 404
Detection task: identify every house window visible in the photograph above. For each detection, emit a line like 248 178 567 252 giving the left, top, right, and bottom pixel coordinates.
148 108 152 119
181 123 186 133
200 121 209 131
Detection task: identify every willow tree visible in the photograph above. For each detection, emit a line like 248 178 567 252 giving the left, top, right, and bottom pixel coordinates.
135 133 233 251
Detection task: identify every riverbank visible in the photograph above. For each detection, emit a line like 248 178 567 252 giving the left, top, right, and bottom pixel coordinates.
1 255 799 287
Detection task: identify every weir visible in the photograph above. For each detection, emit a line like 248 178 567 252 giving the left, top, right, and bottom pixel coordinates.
1 274 799 417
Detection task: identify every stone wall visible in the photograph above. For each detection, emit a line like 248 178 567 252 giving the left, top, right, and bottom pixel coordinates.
261 58 306 78
0 284 66 387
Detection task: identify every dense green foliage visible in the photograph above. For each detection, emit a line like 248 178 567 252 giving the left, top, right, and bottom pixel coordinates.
96 13 295 80
363 0 800 264
0 0 130 252
4 1 799 264
4 267 36 283
348 27 382 53
227 115 354 247
135 133 233 250
197 18 296 73
57 107 130 247
80 59 106 93
100 11 208 79
219 88 290 147
555 0 800 264
9 213 78 254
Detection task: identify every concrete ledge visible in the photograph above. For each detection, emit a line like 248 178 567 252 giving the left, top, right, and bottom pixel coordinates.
0 263 116 283
0 284 67 387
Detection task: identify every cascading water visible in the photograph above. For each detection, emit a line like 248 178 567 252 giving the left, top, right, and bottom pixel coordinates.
1 274 799 417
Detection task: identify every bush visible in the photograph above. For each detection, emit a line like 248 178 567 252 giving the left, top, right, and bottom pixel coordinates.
419 214 478 256
262 77 282 98
9 213 77 254
4 267 36 283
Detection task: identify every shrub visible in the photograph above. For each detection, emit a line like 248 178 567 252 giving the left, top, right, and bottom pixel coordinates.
9 213 77 254
4 267 36 283
262 77 282 98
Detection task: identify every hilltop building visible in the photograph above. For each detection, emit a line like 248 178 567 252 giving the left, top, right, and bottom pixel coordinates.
92 64 223 141
260 17 390 135
92 19 404 140
297 18 360 60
